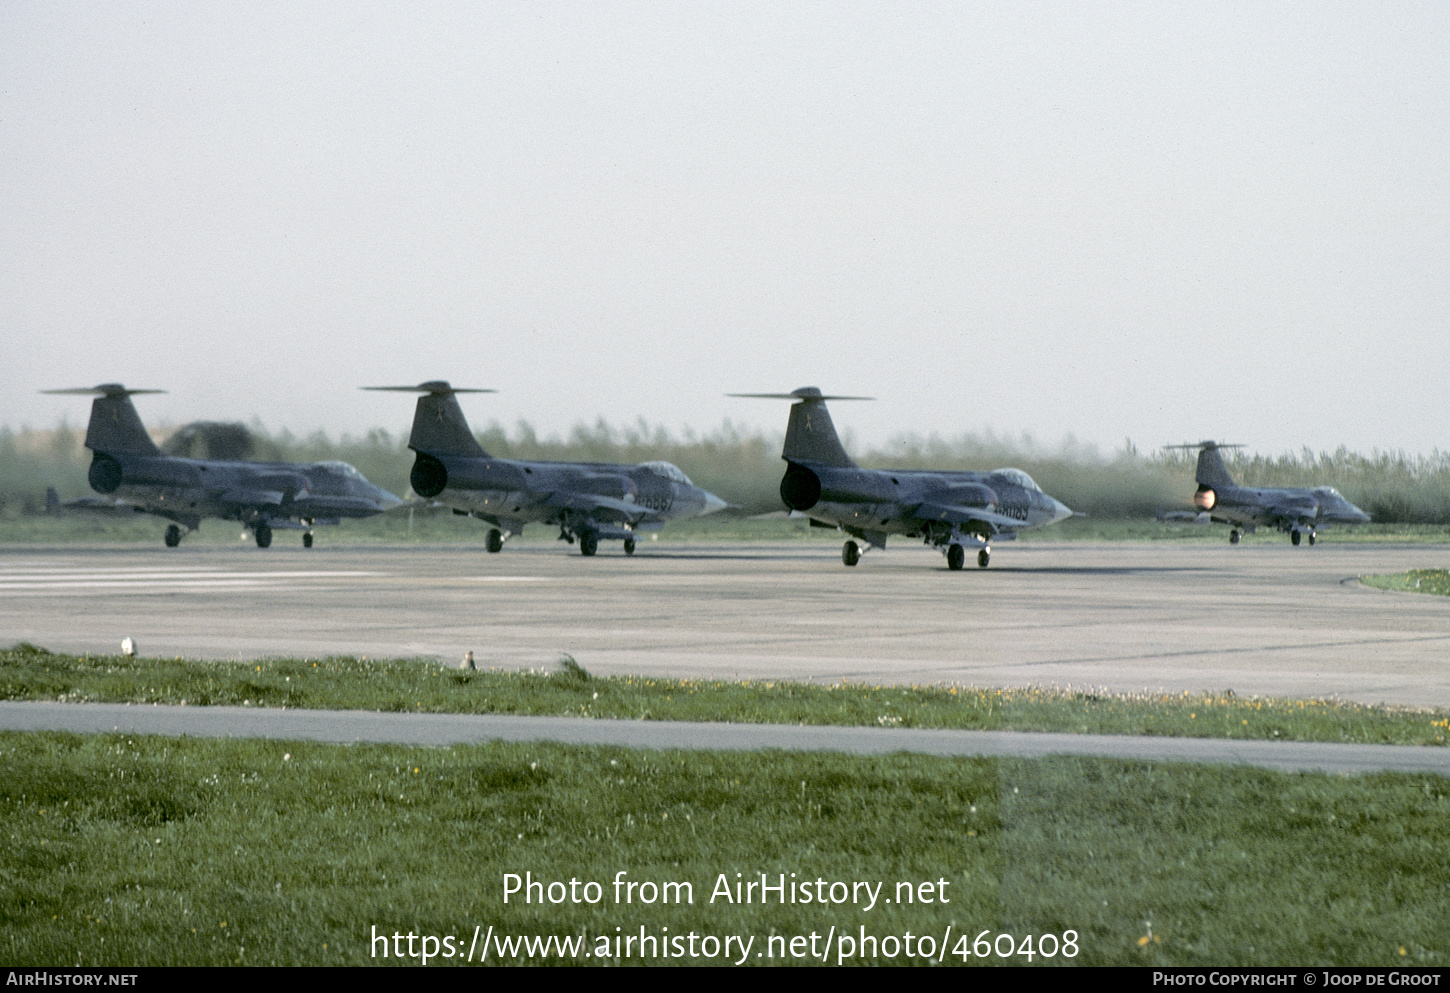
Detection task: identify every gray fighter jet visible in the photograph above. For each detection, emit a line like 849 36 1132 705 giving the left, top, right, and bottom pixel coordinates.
1167 441 1370 545
364 382 727 555
45 385 403 547
733 387 1073 568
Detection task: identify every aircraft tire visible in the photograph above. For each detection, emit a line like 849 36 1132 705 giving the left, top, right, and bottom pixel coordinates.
946 544 965 570
1291 530 1301 546
977 548 991 568
842 540 860 567
255 523 272 549
580 532 598 557
486 529 503 553
1308 532 1316 546
623 539 636 556
164 525 181 548
303 532 313 549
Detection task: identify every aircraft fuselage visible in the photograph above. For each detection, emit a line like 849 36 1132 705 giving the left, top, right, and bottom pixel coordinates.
782 459 1073 548
91 451 401 530
1201 483 1371 533
370 381 727 554
413 453 722 539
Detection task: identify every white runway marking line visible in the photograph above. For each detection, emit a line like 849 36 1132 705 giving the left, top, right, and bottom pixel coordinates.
0 567 384 595
463 576 551 582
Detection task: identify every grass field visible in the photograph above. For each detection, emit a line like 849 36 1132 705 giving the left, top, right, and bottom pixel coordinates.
2 731 1445 966
1361 570 1450 596
5 644 1448 746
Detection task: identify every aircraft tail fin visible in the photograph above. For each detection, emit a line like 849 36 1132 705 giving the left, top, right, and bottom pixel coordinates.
362 382 495 457
42 385 164 456
1167 441 1241 488
729 387 871 468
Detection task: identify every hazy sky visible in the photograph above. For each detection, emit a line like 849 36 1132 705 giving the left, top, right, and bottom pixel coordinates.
3 2 1446 458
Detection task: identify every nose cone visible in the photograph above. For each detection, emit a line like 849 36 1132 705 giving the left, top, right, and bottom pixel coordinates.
1349 502 1371 524
1049 497 1073 524
375 486 406 510
700 490 728 517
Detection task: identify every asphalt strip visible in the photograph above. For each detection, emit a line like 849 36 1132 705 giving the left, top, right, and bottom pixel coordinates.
3 701 1448 777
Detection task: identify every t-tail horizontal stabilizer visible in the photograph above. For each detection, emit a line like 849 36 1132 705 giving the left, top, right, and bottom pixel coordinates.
362 381 496 457
728 387 873 469
1165 440 1244 490
42 385 165 456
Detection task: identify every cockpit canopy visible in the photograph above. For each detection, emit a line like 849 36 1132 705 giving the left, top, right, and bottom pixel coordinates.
1311 486 1352 507
312 460 364 480
641 460 693 485
990 468 1041 492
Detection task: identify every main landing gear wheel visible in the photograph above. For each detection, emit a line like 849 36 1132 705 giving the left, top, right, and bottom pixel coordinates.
623 538 636 556
977 548 991 568
579 532 598 556
255 522 272 548
1229 530 1241 544
1308 532 1316 546
486 529 503 553
1291 530 1301 546
946 544 965 570
164 524 181 548
302 532 313 548
842 540 860 567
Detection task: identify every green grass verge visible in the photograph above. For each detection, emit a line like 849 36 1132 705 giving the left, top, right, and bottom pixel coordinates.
6 644 1448 746
2 731 1445 966
1361 570 1450 596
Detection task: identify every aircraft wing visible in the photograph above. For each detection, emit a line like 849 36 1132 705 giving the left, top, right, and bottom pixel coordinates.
1156 509 1212 524
908 503 1031 531
1264 505 1317 526
47 488 137 515
219 488 286 506
543 492 661 520
292 495 388 515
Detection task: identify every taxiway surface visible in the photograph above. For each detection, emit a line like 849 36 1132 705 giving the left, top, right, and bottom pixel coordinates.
7 700 1448 776
3 540 1449 707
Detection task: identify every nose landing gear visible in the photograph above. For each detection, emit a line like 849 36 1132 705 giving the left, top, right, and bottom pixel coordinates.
842 540 860 567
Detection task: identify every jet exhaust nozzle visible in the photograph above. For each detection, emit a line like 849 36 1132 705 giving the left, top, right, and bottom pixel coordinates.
1194 486 1217 511
88 453 123 494
411 454 448 498
780 463 821 511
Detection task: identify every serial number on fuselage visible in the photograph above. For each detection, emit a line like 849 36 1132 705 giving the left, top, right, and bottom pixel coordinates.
995 503 1029 521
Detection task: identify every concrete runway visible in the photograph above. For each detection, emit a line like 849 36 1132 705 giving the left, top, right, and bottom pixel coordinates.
3 539 1450 707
